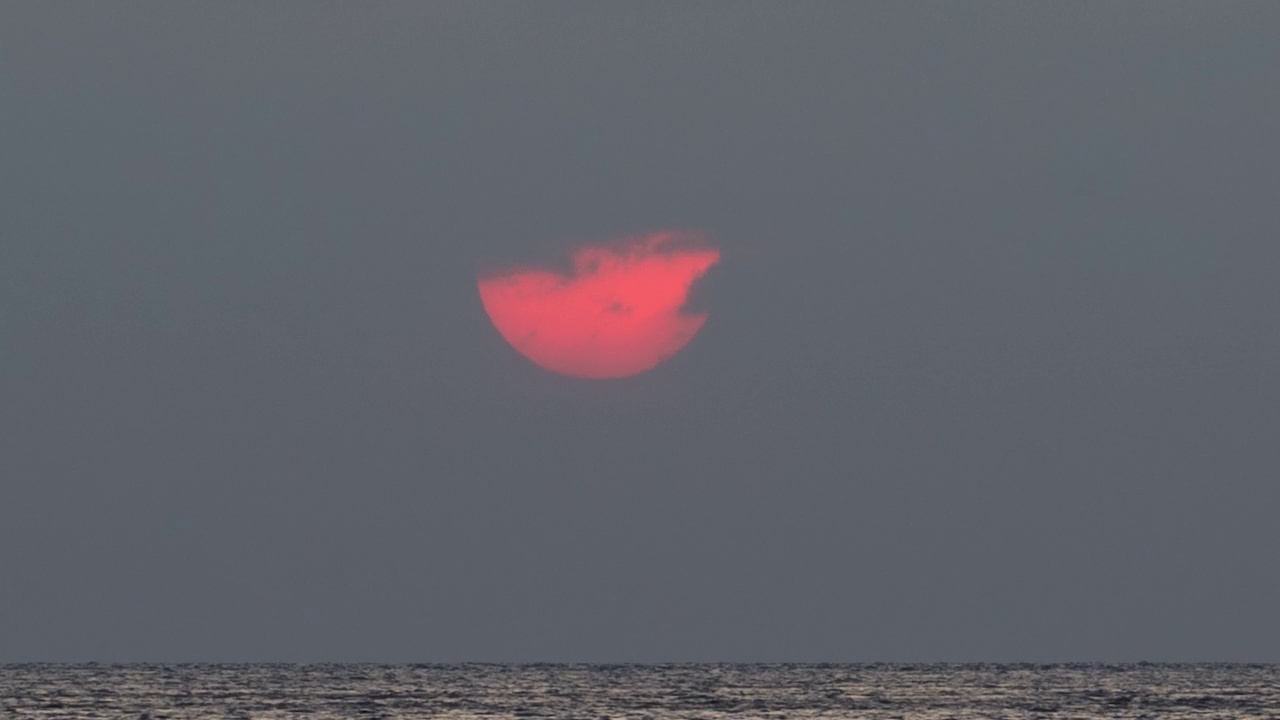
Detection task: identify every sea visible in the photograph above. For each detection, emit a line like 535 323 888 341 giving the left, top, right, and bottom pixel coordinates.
2 663 1278 719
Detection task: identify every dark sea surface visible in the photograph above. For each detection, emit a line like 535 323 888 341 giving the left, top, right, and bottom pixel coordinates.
2 664 1278 719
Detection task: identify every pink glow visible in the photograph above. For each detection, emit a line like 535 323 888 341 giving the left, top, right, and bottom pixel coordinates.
478 232 721 379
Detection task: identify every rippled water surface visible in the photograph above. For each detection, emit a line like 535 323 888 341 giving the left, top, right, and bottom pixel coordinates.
2 664 1278 718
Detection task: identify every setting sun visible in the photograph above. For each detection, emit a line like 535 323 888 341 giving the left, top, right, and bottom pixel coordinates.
477 232 721 379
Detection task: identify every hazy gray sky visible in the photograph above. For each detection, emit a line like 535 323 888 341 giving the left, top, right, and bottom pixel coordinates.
2 2 1278 662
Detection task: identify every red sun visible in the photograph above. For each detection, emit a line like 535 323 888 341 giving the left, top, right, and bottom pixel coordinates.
478 232 721 379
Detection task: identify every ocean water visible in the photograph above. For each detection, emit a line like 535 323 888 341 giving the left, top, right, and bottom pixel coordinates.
2 663 1277 719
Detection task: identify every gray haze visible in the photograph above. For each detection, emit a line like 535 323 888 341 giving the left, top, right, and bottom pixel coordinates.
2 2 1278 663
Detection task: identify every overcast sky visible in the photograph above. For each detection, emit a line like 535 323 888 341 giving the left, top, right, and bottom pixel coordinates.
2 2 1278 663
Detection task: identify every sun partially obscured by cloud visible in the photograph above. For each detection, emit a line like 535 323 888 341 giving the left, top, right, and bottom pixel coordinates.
478 232 721 379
